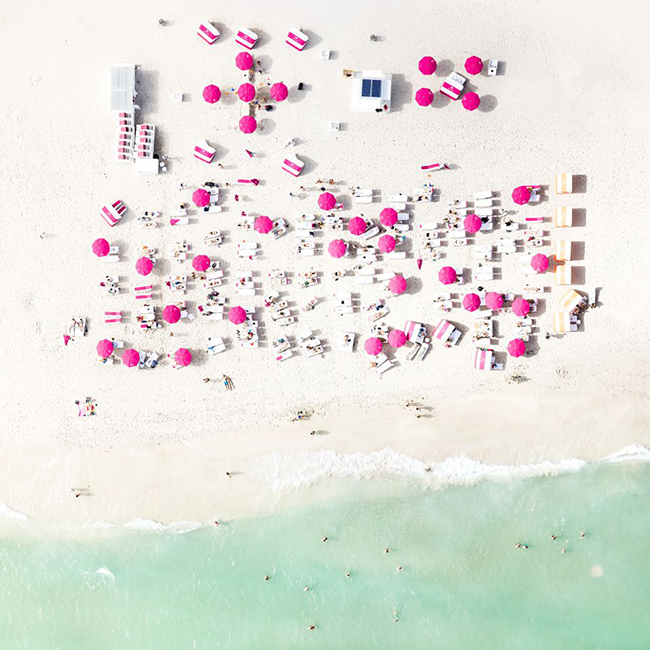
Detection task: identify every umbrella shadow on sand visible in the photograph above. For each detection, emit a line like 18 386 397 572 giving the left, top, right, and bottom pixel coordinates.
434 59 455 77
478 95 498 113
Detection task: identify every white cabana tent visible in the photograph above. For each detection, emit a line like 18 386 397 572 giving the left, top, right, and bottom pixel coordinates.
110 65 138 112
351 70 392 112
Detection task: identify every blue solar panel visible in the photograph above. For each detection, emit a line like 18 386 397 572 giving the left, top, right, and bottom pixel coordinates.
371 79 381 97
361 78 382 98
361 79 372 97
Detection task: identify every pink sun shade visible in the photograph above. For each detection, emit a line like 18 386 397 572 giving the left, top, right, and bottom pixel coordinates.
96 339 114 358
228 306 247 325
465 56 483 75
193 188 210 207
438 266 457 284
463 293 481 312
378 234 396 253
485 292 504 310
235 51 254 70
464 214 482 233
388 275 407 295
192 255 211 272
239 116 257 133
364 337 383 356
462 92 480 111
348 216 367 235
163 305 181 324
122 349 140 367
135 256 153 276
254 216 274 234
418 56 437 75
318 192 336 210
512 186 531 205
174 348 192 367
270 82 288 101
512 297 531 317
507 338 526 358
202 84 221 103
531 253 550 273
415 88 434 106
388 329 407 348
379 207 398 227
237 83 255 102
92 238 110 257
328 239 347 258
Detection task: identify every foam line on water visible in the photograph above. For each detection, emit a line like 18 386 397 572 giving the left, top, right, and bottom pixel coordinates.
0 503 29 520
123 518 203 533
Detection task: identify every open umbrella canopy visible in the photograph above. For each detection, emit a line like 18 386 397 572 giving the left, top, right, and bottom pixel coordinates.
415 88 434 106
239 115 257 133
192 188 211 207
418 56 437 75
202 84 221 103
122 348 140 367
512 297 531 317
507 338 526 358
364 337 383 356
388 329 407 348
378 234 396 253
135 256 153 276
328 239 347 258
318 192 336 211
348 216 367 236
531 253 550 273
463 293 481 312
92 238 110 257
464 214 482 233
228 306 247 325
485 291 504 310
174 348 192 367
237 82 256 102
254 215 274 234
512 185 531 205
379 207 398 227
96 339 114 358
192 254 211 272
388 275 407 295
465 56 483 75
163 304 181 324
270 82 288 101
438 266 457 284
235 51 254 70
462 91 480 111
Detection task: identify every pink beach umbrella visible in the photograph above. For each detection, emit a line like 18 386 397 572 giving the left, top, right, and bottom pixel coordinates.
485 292 504 310
202 84 221 104
96 339 114 359
415 88 434 107
192 188 211 207
379 207 398 227
174 348 192 367
465 56 483 75
228 306 247 325
239 115 257 134
378 234 396 254
235 51 254 71
318 192 337 211
163 304 181 324
364 337 383 356
254 215 274 234
388 329 407 349
512 185 531 205
438 266 457 285
418 56 437 75
531 253 550 273
507 338 526 358
135 256 153 276
388 275 407 295
270 82 288 101
463 214 482 233
348 216 367 236
122 348 140 368
512 297 531 317
328 239 347 258
92 238 110 257
237 82 256 102
462 92 480 111
192 254 211 272
463 293 481 312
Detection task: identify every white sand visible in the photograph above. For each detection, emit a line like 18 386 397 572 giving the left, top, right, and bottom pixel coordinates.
1 0 649 526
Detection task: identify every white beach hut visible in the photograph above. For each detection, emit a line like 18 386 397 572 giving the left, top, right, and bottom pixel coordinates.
351 70 392 112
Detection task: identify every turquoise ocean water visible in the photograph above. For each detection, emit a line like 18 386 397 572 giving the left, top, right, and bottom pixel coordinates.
1 460 650 649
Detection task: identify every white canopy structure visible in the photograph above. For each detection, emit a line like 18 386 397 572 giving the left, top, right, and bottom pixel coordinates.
110 65 138 112
351 70 392 112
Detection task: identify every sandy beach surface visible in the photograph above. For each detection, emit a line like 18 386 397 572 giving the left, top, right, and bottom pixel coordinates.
1 0 649 527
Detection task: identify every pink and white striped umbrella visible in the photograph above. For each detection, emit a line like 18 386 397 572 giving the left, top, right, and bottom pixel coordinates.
379 207 398 227
378 234 396 253
364 337 383 356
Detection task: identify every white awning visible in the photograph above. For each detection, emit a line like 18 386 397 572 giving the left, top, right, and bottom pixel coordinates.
110 65 136 112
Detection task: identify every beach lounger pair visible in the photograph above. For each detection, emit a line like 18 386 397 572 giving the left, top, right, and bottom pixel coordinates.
406 339 430 362
373 353 394 375
134 284 154 300
497 238 517 255
385 251 407 260
433 319 461 346
206 337 227 355
104 311 122 324
361 226 380 240
338 331 356 353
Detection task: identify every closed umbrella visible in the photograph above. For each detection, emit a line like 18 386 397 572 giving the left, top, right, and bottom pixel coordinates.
463 214 482 233
318 192 336 211
463 293 481 312
163 305 181 324
380 207 398 227
512 297 531 317
270 82 288 101
237 82 255 102
192 255 211 272
254 215 274 234
507 338 526 358
192 188 211 207
415 88 434 106
239 116 257 133
438 266 457 284
122 348 140 367
388 275 407 295
135 256 153 276
465 56 483 75
235 51 254 71
202 84 221 103
364 337 383 356
96 339 114 358
228 306 247 325
348 216 367 235
462 92 480 111
174 348 192 367
485 292 504 310
512 186 531 205
328 239 347 258
418 56 437 75
378 234 396 253
531 253 550 273
388 329 407 348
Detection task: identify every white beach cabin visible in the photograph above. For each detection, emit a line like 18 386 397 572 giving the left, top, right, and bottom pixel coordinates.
351 70 392 112
110 65 138 112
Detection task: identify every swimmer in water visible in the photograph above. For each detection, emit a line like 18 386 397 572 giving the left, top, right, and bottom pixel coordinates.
384 547 390 554
264 575 271 581
321 536 328 542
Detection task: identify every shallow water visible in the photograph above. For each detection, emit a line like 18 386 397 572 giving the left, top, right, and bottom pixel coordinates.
1 461 650 649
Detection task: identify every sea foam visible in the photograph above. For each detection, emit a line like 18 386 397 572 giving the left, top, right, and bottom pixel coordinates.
0 503 29 520
123 518 203 534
